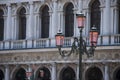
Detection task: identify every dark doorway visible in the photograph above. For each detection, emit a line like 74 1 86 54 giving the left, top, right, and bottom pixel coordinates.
41 5 49 38
118 1 120 34
113 68 120 80
36 67 50 80
0 70 4 80
90 0 101 34
85 67 103 80
0 9 4 41
14 68 26 80
18 7 26 40
64 3 74 37
61 67 75 80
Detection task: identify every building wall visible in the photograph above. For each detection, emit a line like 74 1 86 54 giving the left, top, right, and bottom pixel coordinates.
0 0 119 80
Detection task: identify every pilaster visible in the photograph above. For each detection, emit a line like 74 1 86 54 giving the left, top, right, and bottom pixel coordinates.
51 62 57 80
26 1 34 39
5 65 10 80
103 0 111 35
104 63 110 80
5 3 11 40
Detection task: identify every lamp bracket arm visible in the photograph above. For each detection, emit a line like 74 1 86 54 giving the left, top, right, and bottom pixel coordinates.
85 46 96 57
58 47 72 57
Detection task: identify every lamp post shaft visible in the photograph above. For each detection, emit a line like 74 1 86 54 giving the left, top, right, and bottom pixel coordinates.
79 28 83 80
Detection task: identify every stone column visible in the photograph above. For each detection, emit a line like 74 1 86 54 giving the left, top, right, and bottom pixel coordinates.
85 9 90 36
57 10 62 32
113 7 119 34
50 0 57 38
78 0 83 13
76 63 79 80
34 13 40 38
26 1 33 39
104 64 109 80
5 65 10 80
100 7 104 34
49 11 52 38
51 62 56 80
13 15 17 40
103 0 111 35
5 3 11 40
60 11 64 33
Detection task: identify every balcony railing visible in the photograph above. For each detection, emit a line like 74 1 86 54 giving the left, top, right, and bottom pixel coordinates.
0 34 120 50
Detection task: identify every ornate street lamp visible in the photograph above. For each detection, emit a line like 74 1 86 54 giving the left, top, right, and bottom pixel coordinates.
55 13 98 80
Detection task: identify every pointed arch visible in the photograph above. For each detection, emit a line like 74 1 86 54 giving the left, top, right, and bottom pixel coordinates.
113 67 120 80
13 68 26 80
0 69 4 80
90 0 101 34
35 67 51 80
17 7 26 40
64 2 74 37
60 66 75 80
40 5 50 38
0 9 4 41
118 1 120 34
85 66 103 80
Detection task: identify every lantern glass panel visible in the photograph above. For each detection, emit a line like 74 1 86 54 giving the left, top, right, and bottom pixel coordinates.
55 34 64 46
77 16 85 28
89 31 98 46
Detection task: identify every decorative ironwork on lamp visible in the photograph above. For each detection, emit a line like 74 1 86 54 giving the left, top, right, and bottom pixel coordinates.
55 13 98 57
55 12 99 80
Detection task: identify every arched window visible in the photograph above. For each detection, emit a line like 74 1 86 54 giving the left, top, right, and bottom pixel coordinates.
0 69 4 80
64 3 74 37
60 67 75 80
90 0 101 34
14 68 26 80
0 9 4 41
36 67 51 80
41 5 49 38
85 67 103 80
118 1 120 34
18 7 26 40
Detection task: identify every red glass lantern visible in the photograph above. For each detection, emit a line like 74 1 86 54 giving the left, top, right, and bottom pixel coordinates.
89 27 98 47
76 13 86 28
55 32 64 46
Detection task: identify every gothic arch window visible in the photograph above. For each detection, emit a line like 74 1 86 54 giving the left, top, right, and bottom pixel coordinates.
36 67 51 80
85 67 103 80
18 7 26 40
0 9 4 41
60 67 75 80
14 68 26 80
64 3 74 37
90 0 101 34
41 5 49 38
0 69 4 80
113 67 120 80
118 1 120 34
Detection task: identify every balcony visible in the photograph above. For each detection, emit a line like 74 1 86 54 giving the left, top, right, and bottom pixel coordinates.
0 34 120 50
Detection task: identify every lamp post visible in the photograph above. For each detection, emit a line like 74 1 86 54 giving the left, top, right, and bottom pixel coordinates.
55 13 98 80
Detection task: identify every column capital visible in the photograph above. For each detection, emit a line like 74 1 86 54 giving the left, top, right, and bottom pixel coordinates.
6 3 11 7
52 0 57 2
29 1 33 5
5 64 9 68
51 62 56 67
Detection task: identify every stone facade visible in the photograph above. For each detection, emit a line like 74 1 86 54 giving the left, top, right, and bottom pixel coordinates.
0 0 120 80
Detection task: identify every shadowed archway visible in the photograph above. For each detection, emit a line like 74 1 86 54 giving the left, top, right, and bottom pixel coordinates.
0 69 4 80
14 68 26 80
85 67 103 80
60 67 75 80
36 67 51 80
113 67 120 80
